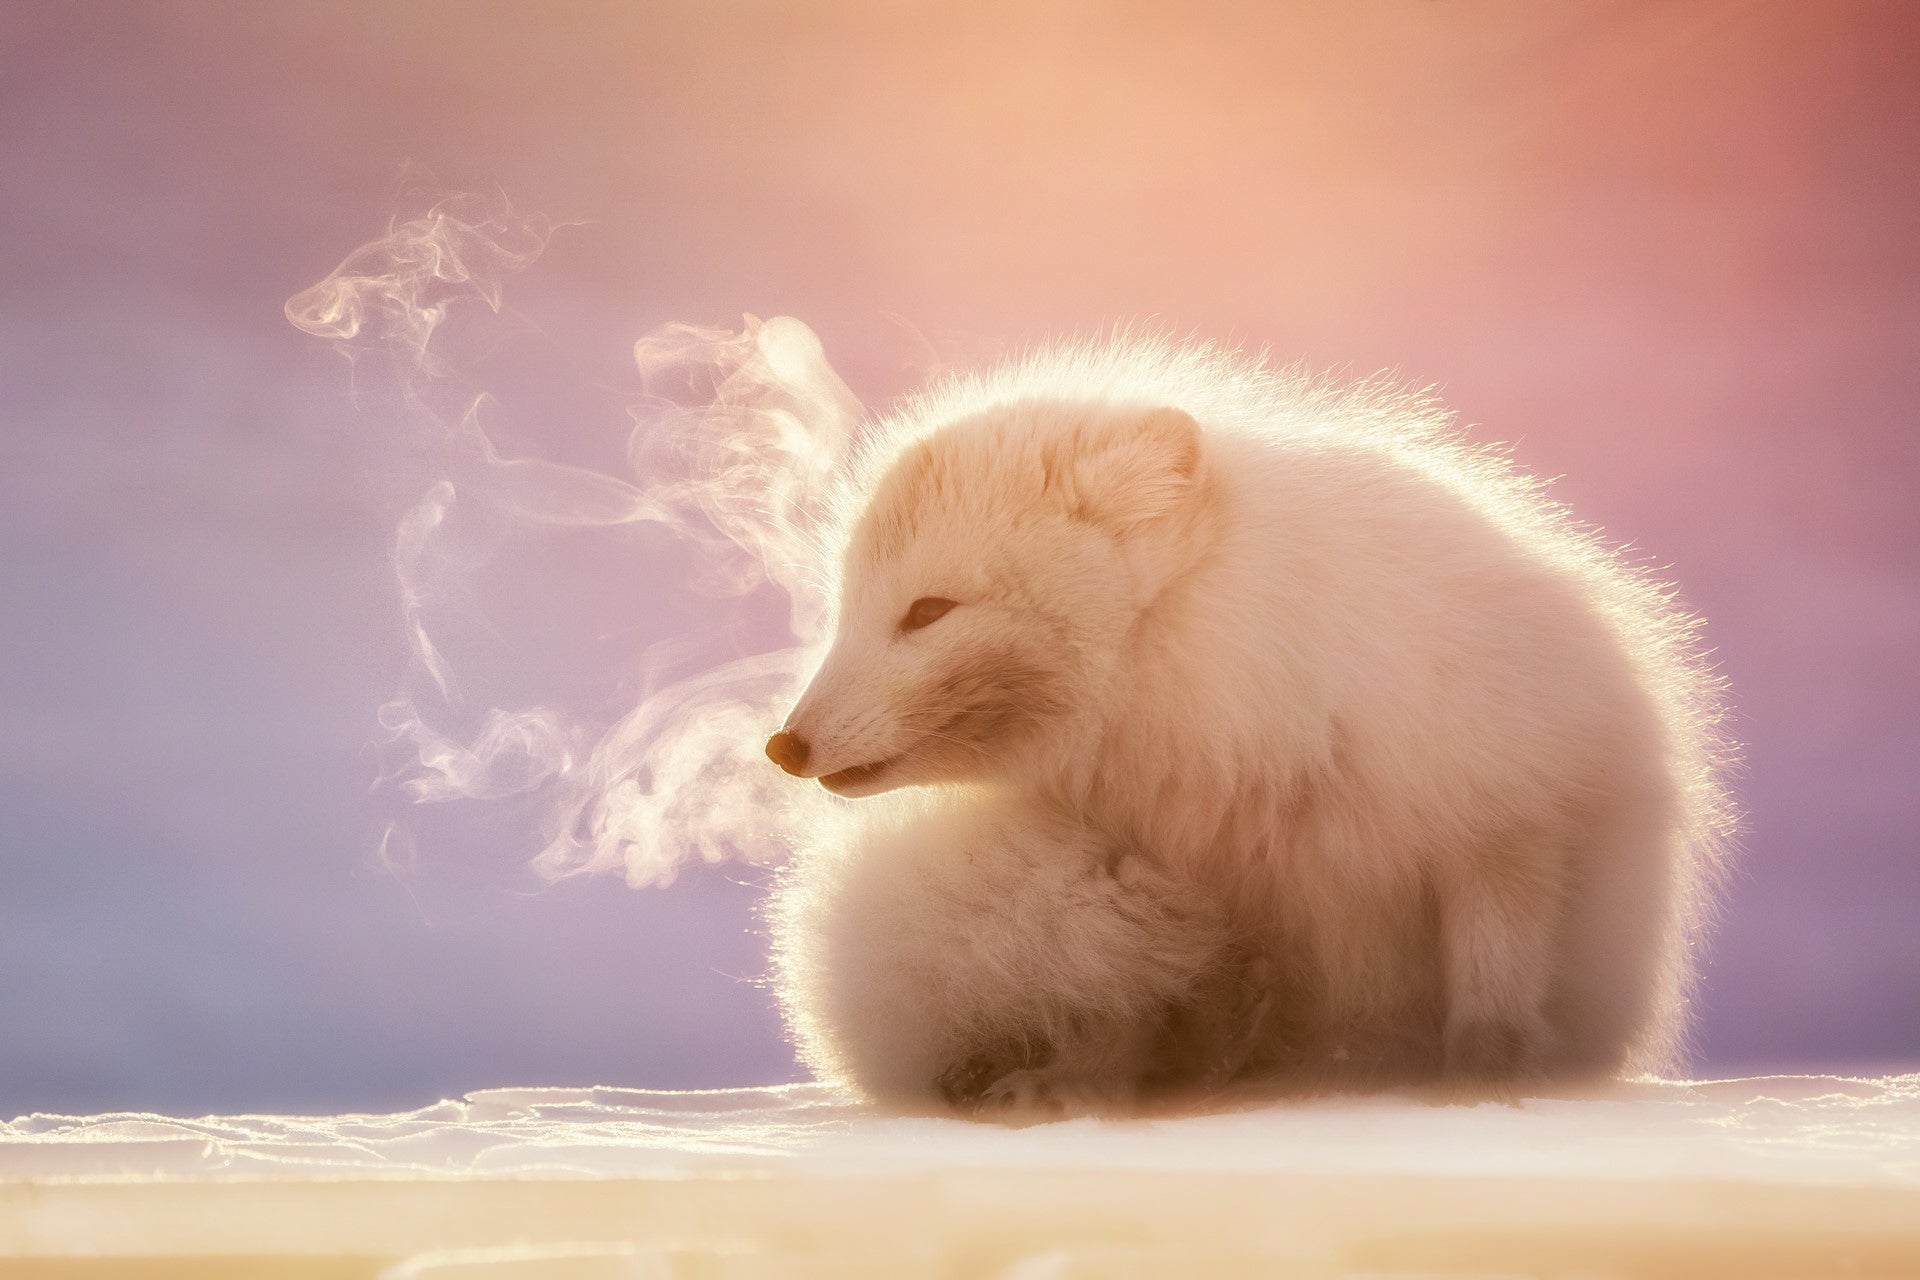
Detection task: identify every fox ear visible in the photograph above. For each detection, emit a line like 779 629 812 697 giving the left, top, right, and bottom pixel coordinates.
1054 407 1203 530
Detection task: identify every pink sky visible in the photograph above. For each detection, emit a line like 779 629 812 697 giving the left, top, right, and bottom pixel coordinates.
1 0 1915 1111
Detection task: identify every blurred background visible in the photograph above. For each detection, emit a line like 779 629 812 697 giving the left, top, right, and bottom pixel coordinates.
2 0 1915 1115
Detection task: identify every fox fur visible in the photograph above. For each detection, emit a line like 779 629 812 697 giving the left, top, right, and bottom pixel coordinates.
766 337 1736 1115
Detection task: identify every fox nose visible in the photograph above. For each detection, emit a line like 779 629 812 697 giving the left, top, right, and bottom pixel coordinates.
766 730 811 776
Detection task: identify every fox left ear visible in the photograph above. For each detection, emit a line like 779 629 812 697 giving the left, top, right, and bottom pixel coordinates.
1056 407 1204 531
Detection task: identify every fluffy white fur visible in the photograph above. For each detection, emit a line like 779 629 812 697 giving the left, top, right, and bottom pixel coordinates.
767 337 1736 1115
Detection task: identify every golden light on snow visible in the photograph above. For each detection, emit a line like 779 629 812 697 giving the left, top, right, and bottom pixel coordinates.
4 1075 1918 1275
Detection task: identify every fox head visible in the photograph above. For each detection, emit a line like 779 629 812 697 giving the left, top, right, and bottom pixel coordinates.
768 401 1211 796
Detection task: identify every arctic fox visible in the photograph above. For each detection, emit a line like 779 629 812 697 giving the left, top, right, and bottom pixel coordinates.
765 339 1735 1115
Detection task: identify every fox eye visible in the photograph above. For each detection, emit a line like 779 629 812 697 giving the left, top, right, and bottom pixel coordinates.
900 596 958 632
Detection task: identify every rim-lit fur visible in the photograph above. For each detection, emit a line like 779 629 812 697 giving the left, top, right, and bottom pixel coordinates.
770 335 1738 1112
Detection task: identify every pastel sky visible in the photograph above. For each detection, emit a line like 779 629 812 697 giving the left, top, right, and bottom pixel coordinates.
2 0 1915 1114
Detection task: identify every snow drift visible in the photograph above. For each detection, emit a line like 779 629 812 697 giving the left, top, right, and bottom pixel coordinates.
3 1074 1917 1276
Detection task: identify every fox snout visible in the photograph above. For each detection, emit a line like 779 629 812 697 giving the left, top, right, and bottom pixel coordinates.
765 705 903 797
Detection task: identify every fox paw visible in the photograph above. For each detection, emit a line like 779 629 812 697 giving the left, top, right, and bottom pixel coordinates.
1443 1016 1534 1079
937 1039 1055 1113
937 1053 1090 1123
936 1053 1005 1109
977 1068 1069 1118
1437 1015 1544 1105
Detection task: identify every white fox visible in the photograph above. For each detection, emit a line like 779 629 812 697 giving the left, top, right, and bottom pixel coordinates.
764 338 1735 1115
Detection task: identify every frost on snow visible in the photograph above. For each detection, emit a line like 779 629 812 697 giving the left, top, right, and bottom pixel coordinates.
3 1074 1918 1275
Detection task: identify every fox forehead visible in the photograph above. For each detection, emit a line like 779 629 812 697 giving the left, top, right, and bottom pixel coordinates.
848 411 1047 568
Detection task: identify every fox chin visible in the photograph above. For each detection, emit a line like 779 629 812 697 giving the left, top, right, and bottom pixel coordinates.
765 336 1736 1118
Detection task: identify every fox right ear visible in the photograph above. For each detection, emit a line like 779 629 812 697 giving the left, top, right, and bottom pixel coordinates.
1050 407 1203 531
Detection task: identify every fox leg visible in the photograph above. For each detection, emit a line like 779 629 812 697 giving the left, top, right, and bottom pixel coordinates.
1439 833 1566 1086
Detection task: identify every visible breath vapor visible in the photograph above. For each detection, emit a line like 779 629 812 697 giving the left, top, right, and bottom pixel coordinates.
289 200 855 887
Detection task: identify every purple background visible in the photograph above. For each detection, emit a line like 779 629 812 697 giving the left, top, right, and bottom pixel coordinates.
2 0 1915 1114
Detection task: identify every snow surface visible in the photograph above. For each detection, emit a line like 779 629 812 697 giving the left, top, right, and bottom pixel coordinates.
3 1074 1918 1276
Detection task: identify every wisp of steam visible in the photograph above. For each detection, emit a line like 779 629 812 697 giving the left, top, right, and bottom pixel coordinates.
287 200 853 887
